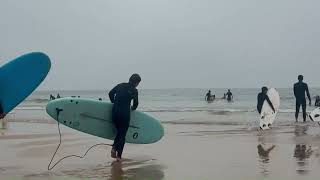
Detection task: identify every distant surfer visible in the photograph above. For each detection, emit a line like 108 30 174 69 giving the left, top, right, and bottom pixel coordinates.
222 93 226 99
205 90 214 102
257 87 275 114
50 94 55 100
108 74 141 161
294 75 311 122
226 89 233 102
57 93 61 98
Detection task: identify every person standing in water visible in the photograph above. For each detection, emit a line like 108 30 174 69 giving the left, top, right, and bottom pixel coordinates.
226 89 233 102
294 75 311 122
257 87 275 114
205 90 212 102
50 94 55 100
109 74 141 161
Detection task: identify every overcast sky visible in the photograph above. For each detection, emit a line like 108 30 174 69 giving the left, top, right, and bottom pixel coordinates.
0 0 319 90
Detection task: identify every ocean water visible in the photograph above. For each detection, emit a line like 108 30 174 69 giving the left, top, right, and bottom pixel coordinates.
11 88 320 126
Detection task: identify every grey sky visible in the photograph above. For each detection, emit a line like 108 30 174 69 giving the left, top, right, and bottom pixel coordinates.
1 0 319 90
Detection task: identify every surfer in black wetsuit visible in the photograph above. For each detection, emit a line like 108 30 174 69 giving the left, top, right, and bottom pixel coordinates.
108 74 141 161
205 90 212 102
226 89 233 102
257 87 275 114
294 75 311 122
50 94 55 100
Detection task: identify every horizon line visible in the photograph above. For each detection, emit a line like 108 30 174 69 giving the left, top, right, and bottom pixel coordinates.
35 86 320 92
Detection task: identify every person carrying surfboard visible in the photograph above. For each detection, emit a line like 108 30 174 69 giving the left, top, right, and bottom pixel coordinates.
108 74 141 161
294 75 311 122
257 87 275 114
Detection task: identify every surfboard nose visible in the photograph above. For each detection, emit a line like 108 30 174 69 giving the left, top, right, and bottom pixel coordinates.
46 98 66 120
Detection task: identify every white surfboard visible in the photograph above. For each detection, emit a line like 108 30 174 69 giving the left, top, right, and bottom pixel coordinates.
309 107 320 122
259 88 280 130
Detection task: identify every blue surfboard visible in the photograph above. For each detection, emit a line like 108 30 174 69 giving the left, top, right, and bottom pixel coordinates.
0 52 51 113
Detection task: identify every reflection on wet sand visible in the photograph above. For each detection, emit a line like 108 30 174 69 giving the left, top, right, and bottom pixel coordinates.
257 144 276 164
110 160 165 180
257 143 276 177
293 125 313 175
257 133 276 177
294 144 313 175
25 158 165 180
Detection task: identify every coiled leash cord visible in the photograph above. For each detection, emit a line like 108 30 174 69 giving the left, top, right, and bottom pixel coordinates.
48 108 112 170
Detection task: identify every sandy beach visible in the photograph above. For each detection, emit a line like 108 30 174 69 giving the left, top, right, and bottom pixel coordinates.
2 111 320 180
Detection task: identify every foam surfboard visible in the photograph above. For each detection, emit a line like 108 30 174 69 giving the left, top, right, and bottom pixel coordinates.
46 97 164 144
259 88 280 130
0 52 51 113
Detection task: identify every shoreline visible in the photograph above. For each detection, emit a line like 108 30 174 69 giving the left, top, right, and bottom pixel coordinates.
1 121 320 179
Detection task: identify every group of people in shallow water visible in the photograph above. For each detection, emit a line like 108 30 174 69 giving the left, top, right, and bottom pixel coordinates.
257 75 318 122
49 93 61 100
205 89 233 102
206 75 319 123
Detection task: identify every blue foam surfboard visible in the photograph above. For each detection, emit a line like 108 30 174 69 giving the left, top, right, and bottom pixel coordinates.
0 52 51 113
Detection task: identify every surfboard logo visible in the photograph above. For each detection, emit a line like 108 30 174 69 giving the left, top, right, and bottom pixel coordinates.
133 132 139 139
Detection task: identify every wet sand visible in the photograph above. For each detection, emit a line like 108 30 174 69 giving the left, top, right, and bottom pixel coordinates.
2 118 320 179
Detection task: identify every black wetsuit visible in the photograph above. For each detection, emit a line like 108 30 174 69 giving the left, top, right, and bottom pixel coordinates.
293 82 311 121
205 92 211 101
257 93 274 114
109 83 138 158
0 104 3 114
226 92 233 101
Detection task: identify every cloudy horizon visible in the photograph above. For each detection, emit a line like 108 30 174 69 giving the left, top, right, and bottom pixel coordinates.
1 0 319 90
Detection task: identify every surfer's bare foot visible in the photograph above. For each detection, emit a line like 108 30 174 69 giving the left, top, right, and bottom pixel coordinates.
116 157 122 162
111 148 117 158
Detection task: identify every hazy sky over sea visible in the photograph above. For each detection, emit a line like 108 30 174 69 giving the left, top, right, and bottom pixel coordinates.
1 0 319 90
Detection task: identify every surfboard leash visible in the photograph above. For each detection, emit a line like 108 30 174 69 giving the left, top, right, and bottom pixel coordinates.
48 108 113 170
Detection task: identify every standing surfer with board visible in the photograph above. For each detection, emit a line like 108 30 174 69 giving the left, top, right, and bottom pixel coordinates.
294 75 311 122
257 87 275 114
257 87 279 130
108 74 141 161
